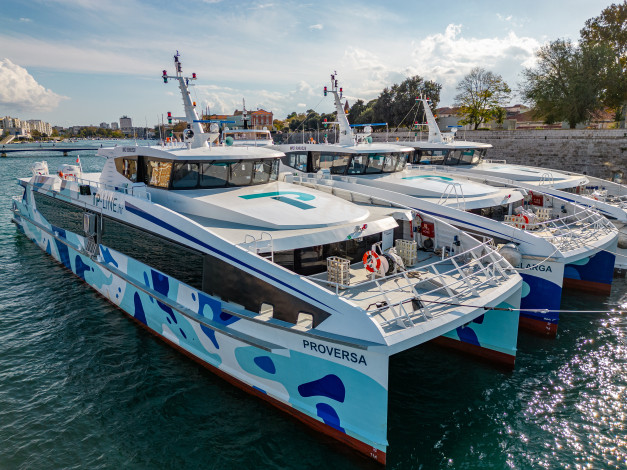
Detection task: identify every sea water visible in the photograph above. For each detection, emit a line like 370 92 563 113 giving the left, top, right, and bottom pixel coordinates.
0 145 625 469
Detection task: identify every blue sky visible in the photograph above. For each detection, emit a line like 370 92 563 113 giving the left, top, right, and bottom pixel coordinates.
0 0 615 127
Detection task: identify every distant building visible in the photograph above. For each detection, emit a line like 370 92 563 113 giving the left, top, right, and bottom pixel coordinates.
119 116 133 134
111 122 119 130
1 116 31 138
251 109 273 129
27 120 53 136
99 122 110 129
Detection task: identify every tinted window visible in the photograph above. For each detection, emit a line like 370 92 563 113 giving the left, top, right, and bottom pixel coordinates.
417 150 447 164
229 160 253 186
252 160 271 184
200 162 229 188
365 154 385 174
33 192 84 233
101 217 203 290
287 153 308 172
330 154 350 175
395 154 409 171
383 155 397 172
172 162 199 189
445 150 463 165
347 154 366 174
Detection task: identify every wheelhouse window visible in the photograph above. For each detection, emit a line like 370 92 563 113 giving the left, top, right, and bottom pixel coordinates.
200 162 229 188
172 162 199 189
383 155 397 172
145 160 173 188
459 149 480 164
285 153 308 172
365 154 385 173
415 150 447 164
445 150 463 165
395 154 409 171
115 157 138 182
347 154 366 174
229 160 253 186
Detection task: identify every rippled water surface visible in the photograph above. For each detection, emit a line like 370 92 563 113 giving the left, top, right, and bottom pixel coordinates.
0 145 625 469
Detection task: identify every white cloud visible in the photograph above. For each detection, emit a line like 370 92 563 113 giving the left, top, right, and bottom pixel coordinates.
497 13 513 22
0 59 67 112
19 17 32 22
309 24 323 30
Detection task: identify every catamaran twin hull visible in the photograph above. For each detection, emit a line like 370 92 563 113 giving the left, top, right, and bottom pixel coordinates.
12 177 522 465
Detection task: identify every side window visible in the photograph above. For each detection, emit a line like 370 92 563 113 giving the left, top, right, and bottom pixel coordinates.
172 162 199 189
288 153 308 172
460 150 475 164
115 157 138 182
200 162 229 188
270 159 279 181
319 153 334 171
145 160 173 188
33 192 84 233
310 152 321 172
101 217 203 290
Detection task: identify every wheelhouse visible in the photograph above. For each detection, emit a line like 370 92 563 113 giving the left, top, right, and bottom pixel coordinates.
282 149 410 175
114 155 280 189
410 147 487 165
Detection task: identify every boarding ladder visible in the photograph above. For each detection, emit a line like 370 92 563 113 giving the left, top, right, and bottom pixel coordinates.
244 232 274 262
437 182 466 210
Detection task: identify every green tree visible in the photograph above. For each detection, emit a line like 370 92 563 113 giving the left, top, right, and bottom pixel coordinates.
454 67 511 130
520 39 616 128
580 1 627 123
347 99 366 125
492 107 507 128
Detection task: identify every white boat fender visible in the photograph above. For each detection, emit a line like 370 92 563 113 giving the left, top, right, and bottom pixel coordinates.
498 243 522 267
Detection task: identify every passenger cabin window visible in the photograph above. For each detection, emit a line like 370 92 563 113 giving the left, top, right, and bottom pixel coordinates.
115 157 138 182
383 155 397 172
33 192 85 233
395 154 409 171
101 216 204 290
445 150 463 165
460 149 478 164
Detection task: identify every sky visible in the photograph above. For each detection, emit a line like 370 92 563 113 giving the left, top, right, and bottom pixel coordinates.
0 0 617 128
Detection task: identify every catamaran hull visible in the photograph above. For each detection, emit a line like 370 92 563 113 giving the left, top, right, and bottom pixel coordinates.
437 288 522 368
563 244 617 294
12 200 391 465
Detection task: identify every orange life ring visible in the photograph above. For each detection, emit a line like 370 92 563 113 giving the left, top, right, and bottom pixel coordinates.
363 250 381 273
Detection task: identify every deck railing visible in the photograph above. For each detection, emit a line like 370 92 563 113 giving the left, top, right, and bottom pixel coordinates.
306 239 516 329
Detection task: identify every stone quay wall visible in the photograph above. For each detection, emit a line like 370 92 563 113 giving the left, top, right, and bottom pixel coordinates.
373 129 627 180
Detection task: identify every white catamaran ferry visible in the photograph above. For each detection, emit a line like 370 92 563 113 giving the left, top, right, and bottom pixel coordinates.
401 98 627 276
11 55 522 465
275 75 618 336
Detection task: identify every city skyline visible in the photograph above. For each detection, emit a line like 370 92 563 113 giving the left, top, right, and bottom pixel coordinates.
0 0 615 127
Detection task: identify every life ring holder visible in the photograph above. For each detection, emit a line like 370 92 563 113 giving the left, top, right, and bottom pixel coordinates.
363 250 381 273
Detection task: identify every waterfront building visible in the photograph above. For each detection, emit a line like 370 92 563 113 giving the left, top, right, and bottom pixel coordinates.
119 116 133 134
111 122 119 130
